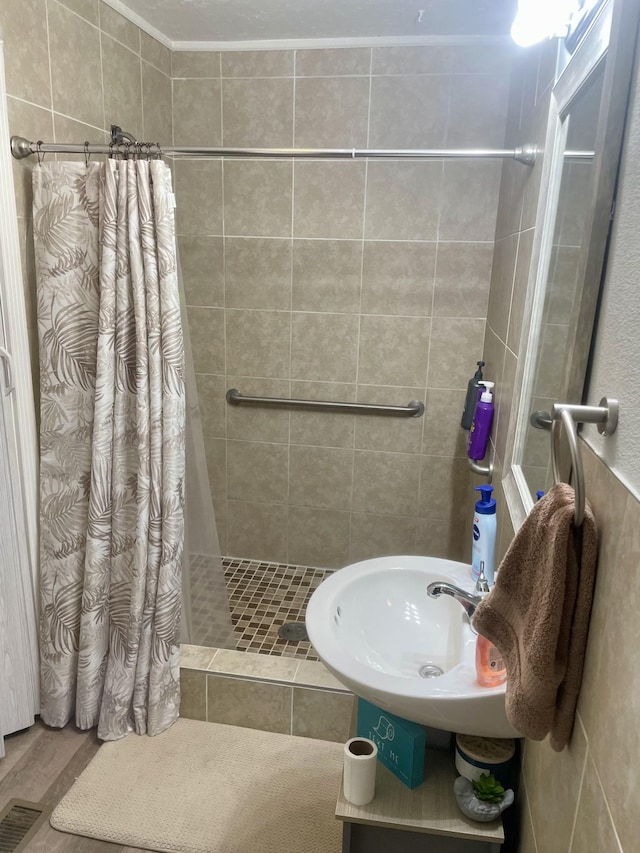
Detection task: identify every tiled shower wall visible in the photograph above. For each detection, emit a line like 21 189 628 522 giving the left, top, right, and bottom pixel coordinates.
1 0 172 371
174 45 511 568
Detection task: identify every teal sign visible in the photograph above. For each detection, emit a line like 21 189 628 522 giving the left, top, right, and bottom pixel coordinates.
356 699 426 789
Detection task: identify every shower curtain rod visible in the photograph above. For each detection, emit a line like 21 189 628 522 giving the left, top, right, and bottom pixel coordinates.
10 136 538 166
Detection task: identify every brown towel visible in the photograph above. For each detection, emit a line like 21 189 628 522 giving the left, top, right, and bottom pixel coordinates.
472 483 597 751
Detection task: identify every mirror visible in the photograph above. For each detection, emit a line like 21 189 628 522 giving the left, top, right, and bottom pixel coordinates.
504 0 639 525
522 69 604 499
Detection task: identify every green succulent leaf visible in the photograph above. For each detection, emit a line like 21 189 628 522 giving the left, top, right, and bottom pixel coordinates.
472 772 505 803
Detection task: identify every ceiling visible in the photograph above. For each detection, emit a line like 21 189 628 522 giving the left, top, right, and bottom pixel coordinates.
111 0 518 46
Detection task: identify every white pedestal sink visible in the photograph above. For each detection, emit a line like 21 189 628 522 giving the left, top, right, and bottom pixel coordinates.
306 555 520 739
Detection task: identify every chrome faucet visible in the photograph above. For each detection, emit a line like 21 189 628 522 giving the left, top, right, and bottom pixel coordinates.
426 582 484 622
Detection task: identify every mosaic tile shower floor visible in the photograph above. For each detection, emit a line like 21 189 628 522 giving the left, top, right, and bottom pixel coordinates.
189 556 333 660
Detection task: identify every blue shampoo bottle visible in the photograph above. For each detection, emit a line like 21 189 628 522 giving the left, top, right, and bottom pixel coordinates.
471 485 496 584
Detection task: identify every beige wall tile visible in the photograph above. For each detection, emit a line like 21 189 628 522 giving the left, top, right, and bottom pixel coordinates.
289 445 354 511
428 318 486 389
0 0 51 107
495 160 527 242
204 436 226 500
365 162 441 241
481 325 506 397
544 244 580 327
349 512 418 563
291 312 359 383
224 160 292 237
179 236 224 307
172 51 220 78
415 514 470 562
180 644 217 670
16 217 37 335
173 79 221 147
447 45 514 74
417 456 471 520
175 159 223 235
447 74 508 148
210 649 298 681
292 688 354 742
576 447 625 729
372 46 452 75
439 161 502 242
294 77 369 148
361 241 435 317
225 237 292 310
179 670 207 720
221 50 293 78
352 451 420 516
507 227 535 353
296 48 370 77
533 323 570 398
227 439 288 503
292 239 362 314
570 755 622 853
369 76 449 149
58 0 98 24
225 309 291 378
293 161 366 239
141 31 171 75
207 675 292 733
495 346 517 462
102 37 143 140
49 1 104 128
226 500 288 561
99 1 139 52
294 661 346 690
358 315 430 388
523 725 587 853
142 62 172 143
581 489 640 852
422 389 469 458
517 790 539 853
433 242 494 318
287 505 351 568
7 98 54 219
354 385 424 454
289 381 356 449
223 78 293 147
226 376 290 443
195 373 226 438
213 498 228 554
187 307 225 374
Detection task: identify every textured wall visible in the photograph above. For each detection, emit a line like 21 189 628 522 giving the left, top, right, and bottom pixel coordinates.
584 52 640 495
174 45 511 567
0 0 172 380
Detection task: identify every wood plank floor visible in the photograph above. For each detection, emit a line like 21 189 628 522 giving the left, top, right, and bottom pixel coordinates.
0 720 152 852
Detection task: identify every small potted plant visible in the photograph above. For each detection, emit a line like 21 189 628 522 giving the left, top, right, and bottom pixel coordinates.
453 772 514 822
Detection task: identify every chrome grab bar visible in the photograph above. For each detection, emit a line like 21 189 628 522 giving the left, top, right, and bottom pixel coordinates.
226 388 425 418
550 396 618 527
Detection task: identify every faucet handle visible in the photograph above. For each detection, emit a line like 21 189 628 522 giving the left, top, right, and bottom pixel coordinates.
475 561 490 595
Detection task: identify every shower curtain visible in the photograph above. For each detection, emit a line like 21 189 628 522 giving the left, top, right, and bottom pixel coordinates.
34 158 184 740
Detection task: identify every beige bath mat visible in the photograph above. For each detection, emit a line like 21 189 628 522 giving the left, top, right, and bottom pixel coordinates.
51 718 344 853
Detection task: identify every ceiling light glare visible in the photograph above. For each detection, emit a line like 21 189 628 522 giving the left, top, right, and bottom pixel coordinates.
511 0 578 47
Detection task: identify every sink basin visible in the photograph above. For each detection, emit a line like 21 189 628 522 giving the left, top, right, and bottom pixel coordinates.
306 555 520 738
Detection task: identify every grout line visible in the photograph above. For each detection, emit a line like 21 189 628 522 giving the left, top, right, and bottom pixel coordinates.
567 744 589 852
44 0 55 114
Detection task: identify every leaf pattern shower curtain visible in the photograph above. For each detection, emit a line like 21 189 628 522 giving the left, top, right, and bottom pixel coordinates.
33 159 184 740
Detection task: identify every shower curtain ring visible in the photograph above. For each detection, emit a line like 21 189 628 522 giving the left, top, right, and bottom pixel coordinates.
83 141 91 167
36 140 45 166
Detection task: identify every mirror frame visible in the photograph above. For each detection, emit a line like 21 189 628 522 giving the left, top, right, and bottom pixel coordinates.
503 0 640 529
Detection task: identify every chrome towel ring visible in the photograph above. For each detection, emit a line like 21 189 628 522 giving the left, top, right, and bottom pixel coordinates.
550 396 619 526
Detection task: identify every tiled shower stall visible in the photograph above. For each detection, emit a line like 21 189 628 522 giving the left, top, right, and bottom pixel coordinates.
175 45 512 577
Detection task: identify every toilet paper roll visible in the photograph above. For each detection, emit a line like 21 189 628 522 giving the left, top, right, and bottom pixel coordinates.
343 737 378 806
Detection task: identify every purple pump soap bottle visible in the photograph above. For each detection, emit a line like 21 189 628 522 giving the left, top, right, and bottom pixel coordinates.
467 381 494 461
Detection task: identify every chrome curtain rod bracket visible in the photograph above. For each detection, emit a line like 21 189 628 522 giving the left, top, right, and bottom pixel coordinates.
226 388 425 418
550 396 619 527
10 135 538 166
468 457 494 484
